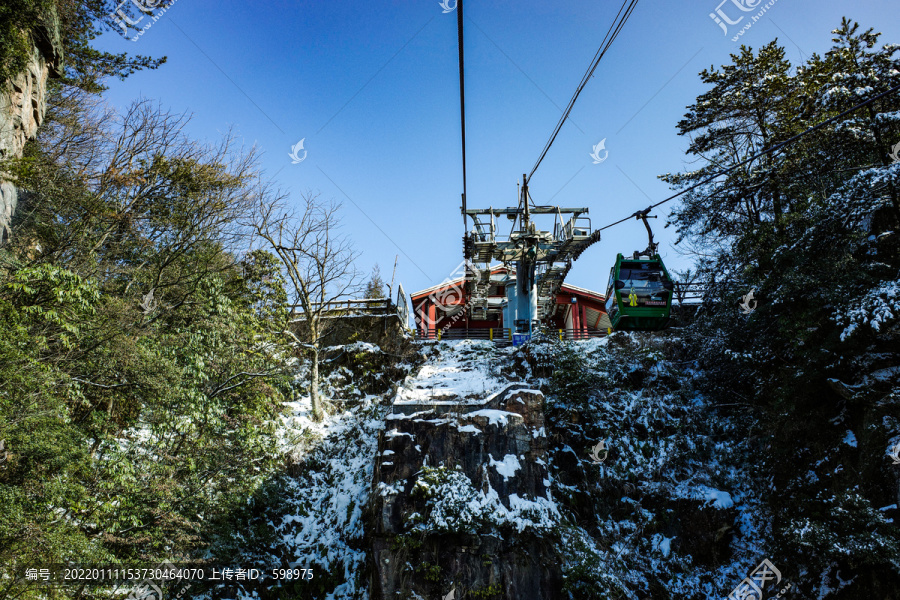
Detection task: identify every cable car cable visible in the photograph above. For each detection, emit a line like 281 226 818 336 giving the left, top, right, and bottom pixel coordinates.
457 0 468 230
594 81 900 233
527 0 638 184
526 0 640 185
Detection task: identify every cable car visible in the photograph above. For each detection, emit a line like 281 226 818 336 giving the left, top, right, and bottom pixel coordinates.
604 208 675 331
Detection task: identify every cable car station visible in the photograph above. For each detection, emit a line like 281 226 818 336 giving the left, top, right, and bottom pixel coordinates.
409 0 687 342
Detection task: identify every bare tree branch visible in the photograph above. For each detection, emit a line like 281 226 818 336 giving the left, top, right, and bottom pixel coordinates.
249 191 362 420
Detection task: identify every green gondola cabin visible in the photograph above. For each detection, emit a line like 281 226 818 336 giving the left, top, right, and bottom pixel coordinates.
604 253 674 331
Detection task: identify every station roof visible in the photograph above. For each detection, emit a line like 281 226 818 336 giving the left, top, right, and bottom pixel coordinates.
411 266 604 302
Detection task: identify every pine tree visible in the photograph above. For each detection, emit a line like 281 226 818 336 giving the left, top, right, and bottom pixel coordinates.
664 21 900 595
662 41 797 246
365 263 387 299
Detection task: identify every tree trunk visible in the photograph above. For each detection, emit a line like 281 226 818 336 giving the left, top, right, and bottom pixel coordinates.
310 313 322 421
310 342 322 421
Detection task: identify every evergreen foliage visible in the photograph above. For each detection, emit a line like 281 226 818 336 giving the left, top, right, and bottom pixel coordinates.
0 96 295 595
2 6 899 599
0 0 166 91
364 263 387 299
663 18 900 595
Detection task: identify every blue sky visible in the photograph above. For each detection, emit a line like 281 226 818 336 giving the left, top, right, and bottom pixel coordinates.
97 0 900 297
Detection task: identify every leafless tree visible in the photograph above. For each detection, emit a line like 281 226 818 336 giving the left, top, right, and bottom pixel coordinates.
24 96 262 305
251 192 361 421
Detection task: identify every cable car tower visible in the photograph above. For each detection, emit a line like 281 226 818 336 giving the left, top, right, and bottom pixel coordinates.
452 0 638 335
462 176 601 334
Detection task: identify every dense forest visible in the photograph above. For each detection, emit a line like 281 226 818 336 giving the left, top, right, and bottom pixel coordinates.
0 1 898 599
659 18 900 596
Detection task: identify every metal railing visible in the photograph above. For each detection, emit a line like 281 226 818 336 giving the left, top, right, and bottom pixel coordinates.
417 328 511 342
555 215 592 242
415 327 607 343
554 328 607 340
289 298 398 317
672 283 705 305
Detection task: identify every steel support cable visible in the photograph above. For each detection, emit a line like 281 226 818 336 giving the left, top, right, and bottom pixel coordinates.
526 0 640 184
593 82 900 233
458 0 468 230
538 83 900 301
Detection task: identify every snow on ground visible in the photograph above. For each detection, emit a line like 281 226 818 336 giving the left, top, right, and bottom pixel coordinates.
393 340 510 405
545 335 770 599
412 466 560 534
275 394 384 600
207 341 401 600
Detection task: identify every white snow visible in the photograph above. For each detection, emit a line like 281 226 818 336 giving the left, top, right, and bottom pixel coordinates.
842 430 858 447
384 429 412 439
467 409 517 427
693 485 734 510
393 340 508 405
456 424 481 434
489 454 522 481
651 533 674 558
412 467 559 534
386 410 431 421
839 280 900 341
268 392 386 600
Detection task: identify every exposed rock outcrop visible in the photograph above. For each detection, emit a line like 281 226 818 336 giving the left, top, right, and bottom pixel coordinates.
0 12 63 241
369 385 563 599
291 311 410 350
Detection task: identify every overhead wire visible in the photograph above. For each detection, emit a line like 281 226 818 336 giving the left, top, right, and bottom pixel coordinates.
594 81 900 233
526 0 640 185
457 0 468 230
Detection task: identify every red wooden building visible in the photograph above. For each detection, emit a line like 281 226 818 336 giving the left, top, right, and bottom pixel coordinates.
411 266 609 338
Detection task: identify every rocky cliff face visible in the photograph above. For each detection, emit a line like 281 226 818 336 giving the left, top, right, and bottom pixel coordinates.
0 16 62 241
369 383 564 599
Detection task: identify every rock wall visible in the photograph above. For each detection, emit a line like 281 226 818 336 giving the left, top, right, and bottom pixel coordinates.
0 15 62 242
369 385 563 599
291 312 410 351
